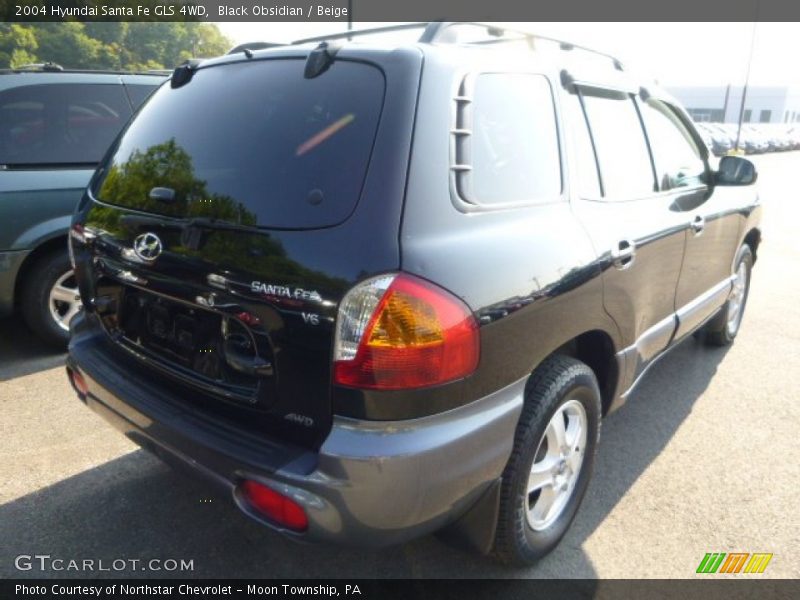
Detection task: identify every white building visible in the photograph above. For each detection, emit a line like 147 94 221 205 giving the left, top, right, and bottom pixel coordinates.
668 85 800 124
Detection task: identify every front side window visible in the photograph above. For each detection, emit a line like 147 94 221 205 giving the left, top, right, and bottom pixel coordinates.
580 90 655 199
0 84 132 167
639 99 706 191
456 73 561 206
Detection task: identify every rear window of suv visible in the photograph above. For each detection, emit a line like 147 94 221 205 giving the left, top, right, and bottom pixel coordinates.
0 83 133 167
93 59 386 230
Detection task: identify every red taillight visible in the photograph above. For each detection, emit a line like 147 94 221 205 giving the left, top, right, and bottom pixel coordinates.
333 273 479 390
68 368 89 397
240 480 308 532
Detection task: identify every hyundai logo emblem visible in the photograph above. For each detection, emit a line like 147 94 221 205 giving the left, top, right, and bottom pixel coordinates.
133 232 163 261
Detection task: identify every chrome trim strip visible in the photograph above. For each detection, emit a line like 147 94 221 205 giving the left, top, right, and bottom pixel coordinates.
615 313 677 362
619 345 671 402
673 276 734 340
676 277 733 321
615 276 735 401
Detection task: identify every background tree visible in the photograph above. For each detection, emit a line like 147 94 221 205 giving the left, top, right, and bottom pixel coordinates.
0 22 231 70
0 23 39 68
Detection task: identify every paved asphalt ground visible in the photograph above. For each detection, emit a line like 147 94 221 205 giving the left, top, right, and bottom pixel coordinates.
1 153 798 580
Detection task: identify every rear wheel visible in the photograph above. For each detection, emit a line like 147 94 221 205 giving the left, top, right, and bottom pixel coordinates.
492 355 601 566
20 250 80 348
700 244 753 347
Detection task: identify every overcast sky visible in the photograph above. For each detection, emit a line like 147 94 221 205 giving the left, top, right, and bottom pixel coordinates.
215 22 800 88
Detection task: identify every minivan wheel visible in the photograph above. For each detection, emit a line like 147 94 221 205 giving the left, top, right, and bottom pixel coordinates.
20 250 80 348
700 244 753 347
492 355 601 566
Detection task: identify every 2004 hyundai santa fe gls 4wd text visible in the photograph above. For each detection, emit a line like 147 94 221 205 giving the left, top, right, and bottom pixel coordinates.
66 23 762 565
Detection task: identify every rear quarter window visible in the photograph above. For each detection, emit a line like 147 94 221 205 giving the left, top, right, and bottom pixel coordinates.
453 73 561 208
94 60 385 230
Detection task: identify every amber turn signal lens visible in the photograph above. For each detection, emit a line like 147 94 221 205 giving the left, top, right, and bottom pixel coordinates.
334 273 479 390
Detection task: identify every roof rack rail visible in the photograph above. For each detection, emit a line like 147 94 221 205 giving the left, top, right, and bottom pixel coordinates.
291 23 428 45
420 22 624 71
290 22 624 71
228 41 286 55
1 67 170 77
12 62 64 72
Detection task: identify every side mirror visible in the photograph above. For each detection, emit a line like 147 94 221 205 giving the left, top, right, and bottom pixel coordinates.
716 156 757 186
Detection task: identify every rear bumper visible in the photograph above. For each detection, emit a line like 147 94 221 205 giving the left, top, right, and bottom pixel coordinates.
0 249 29 317
67 312 524 547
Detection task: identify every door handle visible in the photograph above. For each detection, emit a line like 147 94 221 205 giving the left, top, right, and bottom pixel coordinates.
691 215 705 235
611 239 636 270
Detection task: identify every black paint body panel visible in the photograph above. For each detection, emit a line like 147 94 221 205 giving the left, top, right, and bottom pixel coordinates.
70 43 762 447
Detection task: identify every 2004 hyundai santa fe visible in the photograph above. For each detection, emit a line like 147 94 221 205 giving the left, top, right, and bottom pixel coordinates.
66 23 761 565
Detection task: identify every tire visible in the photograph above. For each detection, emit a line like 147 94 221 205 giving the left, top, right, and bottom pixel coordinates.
20 250 80 348
492 355 601 566
699 244 753 347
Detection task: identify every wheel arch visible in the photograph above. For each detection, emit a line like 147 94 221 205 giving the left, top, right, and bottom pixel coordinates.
533 328 621 417
13 235 69 308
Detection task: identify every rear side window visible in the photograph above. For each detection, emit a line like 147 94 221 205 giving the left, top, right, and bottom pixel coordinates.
580 90 655 199
639 99 706 191
454 73 561 207
0 84 132 167
94 60 385 229
125 84 160 111
563 91 601 198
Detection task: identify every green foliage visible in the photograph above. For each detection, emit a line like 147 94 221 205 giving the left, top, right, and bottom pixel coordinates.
87 139 349 292
0 22 231 70
97 139 254 225
0 23 39 68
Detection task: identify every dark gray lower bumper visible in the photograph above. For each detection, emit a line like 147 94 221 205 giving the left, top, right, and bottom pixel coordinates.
67 314 524 547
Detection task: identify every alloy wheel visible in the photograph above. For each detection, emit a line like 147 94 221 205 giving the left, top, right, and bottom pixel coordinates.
526 399 588 531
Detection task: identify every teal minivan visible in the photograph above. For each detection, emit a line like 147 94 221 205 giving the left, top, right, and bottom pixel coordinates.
0 65 165 345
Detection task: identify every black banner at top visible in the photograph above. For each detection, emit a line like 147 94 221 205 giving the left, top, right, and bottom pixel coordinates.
3 0 800 22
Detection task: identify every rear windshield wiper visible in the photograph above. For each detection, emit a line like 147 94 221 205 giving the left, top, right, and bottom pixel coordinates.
119 214 261 249
181 217 261 234
1 162 98 171
119 214 258 232
119 214 182 230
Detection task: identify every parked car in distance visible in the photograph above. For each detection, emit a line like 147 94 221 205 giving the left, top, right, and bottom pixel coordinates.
695 123 732 156
66 23 762 566
0 64 166 345
694 122 800 155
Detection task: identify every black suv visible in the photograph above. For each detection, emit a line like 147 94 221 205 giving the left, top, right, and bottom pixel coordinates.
0 65 165 345
66 23 761 565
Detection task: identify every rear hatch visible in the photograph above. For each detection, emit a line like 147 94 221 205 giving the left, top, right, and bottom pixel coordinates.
72 50 421 448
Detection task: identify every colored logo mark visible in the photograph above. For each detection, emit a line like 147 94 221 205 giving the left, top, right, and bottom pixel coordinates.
696 552 773 574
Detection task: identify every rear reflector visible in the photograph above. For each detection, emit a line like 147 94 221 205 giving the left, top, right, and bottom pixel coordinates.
333 273 479 390
68 368 89 397
240 480 308 532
